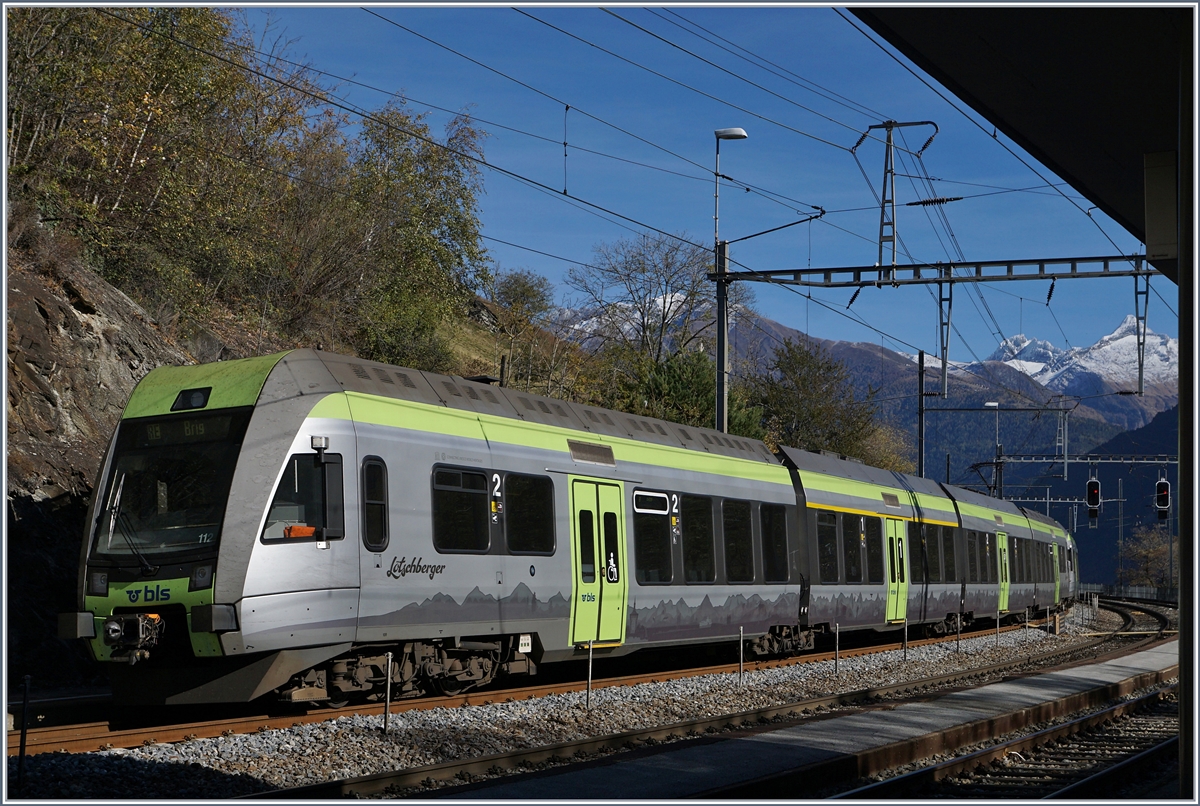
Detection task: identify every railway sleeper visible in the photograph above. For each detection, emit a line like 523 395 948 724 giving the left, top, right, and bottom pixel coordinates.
276 635 538 704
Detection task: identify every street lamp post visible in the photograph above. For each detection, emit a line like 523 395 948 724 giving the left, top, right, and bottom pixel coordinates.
714 127 747 434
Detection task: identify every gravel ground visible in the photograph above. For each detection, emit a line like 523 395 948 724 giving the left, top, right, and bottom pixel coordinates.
8 609 1125 799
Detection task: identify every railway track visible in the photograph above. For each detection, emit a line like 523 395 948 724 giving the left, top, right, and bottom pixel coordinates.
833 686 1179 799
12 598 1168 761
6 619 1058 757
241 624 1172 798
9 603 1175 800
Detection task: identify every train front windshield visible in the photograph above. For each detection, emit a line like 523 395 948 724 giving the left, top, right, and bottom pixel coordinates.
92 409 253 558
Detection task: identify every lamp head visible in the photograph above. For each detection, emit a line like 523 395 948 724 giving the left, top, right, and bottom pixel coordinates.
715 127 748 140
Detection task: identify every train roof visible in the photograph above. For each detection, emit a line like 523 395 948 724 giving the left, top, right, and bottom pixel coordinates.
128 349 782 465
777 445 958 524
308 350 779 464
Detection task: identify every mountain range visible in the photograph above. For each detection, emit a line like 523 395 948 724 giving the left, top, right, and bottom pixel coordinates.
728 312 1178 435
558 299 1178 467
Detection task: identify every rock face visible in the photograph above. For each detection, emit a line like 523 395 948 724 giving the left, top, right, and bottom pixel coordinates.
6 236 286 688
7 258 190 503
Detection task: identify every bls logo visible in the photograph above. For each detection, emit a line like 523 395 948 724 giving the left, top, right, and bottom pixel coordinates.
126 585 172 604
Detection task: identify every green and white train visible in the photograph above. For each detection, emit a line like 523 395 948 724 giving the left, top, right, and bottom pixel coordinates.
60 350 1078 705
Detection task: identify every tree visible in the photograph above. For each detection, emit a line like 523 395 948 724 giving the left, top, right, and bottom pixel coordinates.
564 232 756 429
7 9 489 369
749 337 912 471
348 104 488 369
490 268 554 389
1125 524 1177 588
565 233 754 361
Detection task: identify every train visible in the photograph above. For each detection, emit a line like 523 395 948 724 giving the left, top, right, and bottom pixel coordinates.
59 349 1078 706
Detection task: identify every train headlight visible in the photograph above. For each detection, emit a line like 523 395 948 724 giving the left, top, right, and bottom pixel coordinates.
189 563 214 591
87 570 109 597
103 618 125 644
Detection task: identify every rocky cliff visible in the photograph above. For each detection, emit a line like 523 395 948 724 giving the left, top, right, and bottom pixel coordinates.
6 226 287 688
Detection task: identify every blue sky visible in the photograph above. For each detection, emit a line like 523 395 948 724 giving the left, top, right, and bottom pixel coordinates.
249 6 1178 360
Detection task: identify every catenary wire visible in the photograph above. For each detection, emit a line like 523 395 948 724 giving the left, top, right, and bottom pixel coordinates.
657 8 885 121
514 8 853 153
361 8 827 218
835 8 1143 268
602 8 870 137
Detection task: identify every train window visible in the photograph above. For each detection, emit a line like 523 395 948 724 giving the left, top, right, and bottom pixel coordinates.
578 510 596 583
817 511 839 584
432 468 489 553
927 526 941 583
723 500 754 583
865 518 884 584
840 513 863 584
1058 545 1066 573
888 536 896 584
634 492 672 584
633 491 670 514
602 512 620 583
967 531 979 582
681 495 715 583
942 526 957 583
908 522 924 584
361 457 388 552
760 504 788 583
261 453 344 543
505 474 555 555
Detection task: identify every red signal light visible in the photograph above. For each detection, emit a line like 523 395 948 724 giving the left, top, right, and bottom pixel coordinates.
1156 480 1170 511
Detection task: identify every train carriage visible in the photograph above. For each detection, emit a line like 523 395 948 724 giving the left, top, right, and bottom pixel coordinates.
59 349 1075 706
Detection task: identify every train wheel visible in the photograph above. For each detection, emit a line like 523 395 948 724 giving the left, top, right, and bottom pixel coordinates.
430 653 498 696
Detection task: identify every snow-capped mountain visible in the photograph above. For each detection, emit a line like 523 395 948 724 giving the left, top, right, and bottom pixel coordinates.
983 316 1177 429
988 316 1177 390
986 335 1066 375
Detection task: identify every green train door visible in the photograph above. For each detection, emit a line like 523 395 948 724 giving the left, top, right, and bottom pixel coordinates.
885 518 908 622
570 478 628 645
997 532 1010 612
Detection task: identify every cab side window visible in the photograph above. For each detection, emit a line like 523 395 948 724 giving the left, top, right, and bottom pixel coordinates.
361 457 388 551
261 452 344 543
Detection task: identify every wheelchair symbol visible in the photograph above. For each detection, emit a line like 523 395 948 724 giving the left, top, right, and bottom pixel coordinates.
606 552 619 583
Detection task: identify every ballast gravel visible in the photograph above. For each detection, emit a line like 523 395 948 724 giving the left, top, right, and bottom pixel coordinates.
9 610 1123 799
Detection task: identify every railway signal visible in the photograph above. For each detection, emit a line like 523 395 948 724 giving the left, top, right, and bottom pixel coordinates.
1085 478 1100 523
1155 479 1170 520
